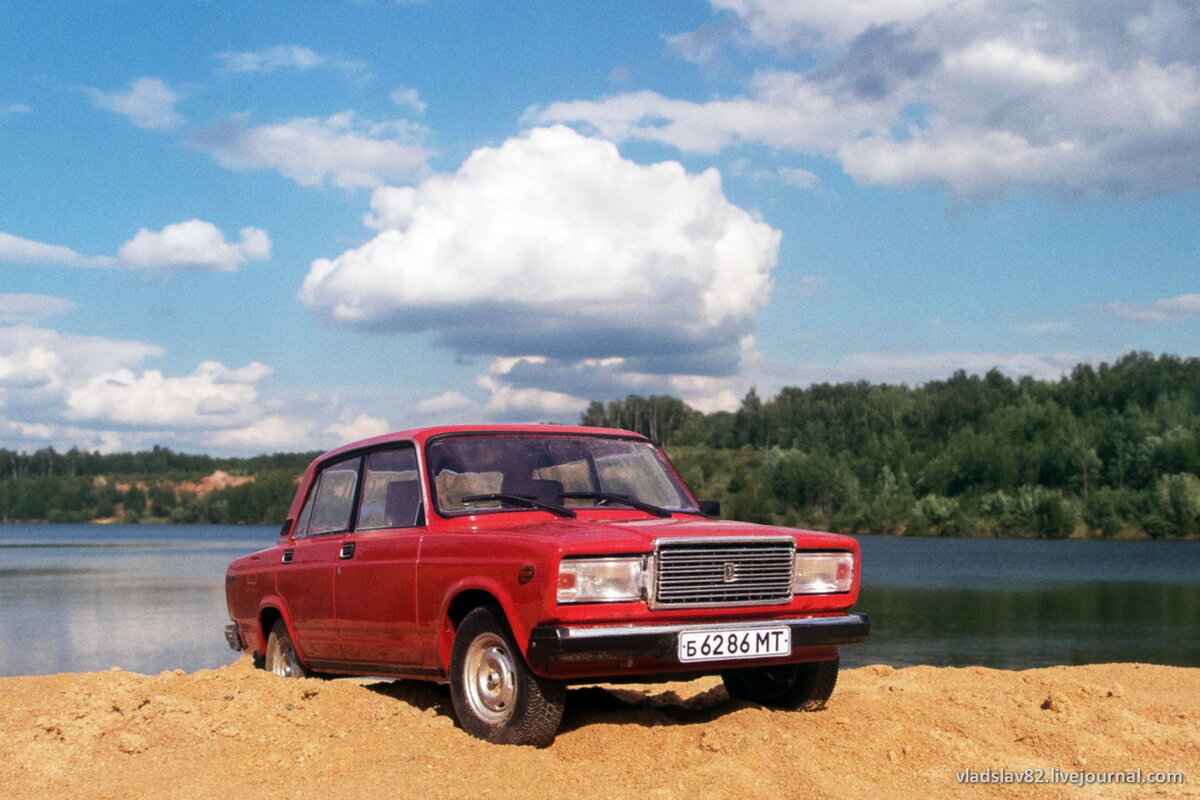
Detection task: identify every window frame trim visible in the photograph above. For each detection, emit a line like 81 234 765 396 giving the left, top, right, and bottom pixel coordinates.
293 453 364 539
353 442 425 532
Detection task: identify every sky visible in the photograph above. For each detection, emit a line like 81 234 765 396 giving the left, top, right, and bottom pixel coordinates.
2 0 1199 456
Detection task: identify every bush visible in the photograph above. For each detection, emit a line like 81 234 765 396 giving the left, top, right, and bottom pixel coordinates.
1143 473 1200 538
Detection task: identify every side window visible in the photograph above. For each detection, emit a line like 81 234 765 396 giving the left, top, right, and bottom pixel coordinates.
293 477 318 538
357 446 423 529
296 455 361 537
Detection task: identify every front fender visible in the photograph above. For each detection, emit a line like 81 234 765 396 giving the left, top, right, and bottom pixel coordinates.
434 576 527 674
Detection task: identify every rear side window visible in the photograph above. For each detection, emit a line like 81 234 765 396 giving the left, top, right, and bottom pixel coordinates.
295 455 361 537
357 446 423 530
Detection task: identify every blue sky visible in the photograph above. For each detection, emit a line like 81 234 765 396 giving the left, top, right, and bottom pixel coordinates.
2 0 1199 454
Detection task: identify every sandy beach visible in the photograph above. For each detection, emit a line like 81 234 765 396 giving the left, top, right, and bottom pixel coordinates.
1 658 1195 799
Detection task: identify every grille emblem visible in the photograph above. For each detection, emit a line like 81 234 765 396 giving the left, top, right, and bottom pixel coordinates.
723 562 737 583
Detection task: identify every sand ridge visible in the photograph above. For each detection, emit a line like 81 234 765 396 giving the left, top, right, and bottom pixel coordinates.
1 659 1196 799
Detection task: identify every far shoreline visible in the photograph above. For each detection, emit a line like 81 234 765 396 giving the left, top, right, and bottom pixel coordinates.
2 518 1198 541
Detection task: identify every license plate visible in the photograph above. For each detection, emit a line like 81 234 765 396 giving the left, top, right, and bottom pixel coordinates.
677 627 791 662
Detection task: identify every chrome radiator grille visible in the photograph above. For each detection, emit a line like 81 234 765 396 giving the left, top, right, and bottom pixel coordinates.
653 538 795 607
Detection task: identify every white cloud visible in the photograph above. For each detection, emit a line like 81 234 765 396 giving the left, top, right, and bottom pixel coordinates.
0 294 76 324
324 412 390 442
83 77 183 131
413 349 767 424
0 231 117 268
0 324 393 454
1 220 269 272
534 82 883 154
195 111 431 189
1 418 128 455
0 326 162 418
302 125 779 378
64 361 271 429
411 360 591 425
216 45 368 76
1012 319 1073 336
708 0 956 49
389 86 427 113
1098 293 1200 323
666 26 727 67
471 341 766 420
4 103 32 116
416 390 473 415
836 350 1083 384
207 415 317 451
536 1 1200 199
477 358 590 420
117 220 271 272
778 166 819 189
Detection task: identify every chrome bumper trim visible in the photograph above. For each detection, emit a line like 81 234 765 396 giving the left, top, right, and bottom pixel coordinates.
558 612 867 639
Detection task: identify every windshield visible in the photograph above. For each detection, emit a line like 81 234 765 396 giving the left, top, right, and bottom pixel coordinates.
427 434 697 515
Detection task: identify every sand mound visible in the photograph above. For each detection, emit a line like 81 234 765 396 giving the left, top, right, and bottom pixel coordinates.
1 660 1195 799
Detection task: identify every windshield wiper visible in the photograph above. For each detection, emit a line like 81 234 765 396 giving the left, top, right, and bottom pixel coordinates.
560 491 673 518
461 493 577 519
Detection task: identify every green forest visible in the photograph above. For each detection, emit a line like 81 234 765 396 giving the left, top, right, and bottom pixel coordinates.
0 448 317 525
3 351 1200 538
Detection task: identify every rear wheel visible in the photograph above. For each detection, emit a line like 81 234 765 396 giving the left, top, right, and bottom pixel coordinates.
265 619 310 679
722 657 839 710
449 607 565 746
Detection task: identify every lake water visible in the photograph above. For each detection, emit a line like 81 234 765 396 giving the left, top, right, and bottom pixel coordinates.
1 524 1197 676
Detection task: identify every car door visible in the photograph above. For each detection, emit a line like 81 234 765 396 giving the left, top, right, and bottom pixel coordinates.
333 444 425 668
274 454 361 663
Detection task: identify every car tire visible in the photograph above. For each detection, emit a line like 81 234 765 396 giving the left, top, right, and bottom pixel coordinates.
722 656 839 710
449 606 565 747
265 619 311 679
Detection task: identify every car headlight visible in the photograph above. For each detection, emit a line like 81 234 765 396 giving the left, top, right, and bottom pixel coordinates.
793 552 854 594
557 557 645 603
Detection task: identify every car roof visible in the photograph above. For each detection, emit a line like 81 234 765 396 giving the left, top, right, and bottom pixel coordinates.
315 423 649 463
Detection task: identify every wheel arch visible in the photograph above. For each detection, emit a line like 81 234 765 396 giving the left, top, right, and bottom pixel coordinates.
437 583 523 675
255 600 302 661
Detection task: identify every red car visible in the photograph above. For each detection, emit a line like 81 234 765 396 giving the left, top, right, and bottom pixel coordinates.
224 425 869 746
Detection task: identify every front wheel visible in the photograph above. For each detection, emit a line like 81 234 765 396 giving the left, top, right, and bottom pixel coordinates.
265 619 310 679
722 657 839 710
449 607 565 747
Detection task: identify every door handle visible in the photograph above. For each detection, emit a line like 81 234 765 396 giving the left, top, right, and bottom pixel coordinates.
339 542 355 559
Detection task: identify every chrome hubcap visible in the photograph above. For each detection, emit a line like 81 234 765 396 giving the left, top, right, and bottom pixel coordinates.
269 636 298 678
464 633 516 723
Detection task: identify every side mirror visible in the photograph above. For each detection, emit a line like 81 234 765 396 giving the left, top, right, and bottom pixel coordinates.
698 500 721 518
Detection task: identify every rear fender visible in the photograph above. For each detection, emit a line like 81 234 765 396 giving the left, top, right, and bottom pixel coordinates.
255 596 306 661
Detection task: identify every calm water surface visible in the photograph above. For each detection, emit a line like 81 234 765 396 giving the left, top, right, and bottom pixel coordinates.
1 525 1197 675
0 524 268 676
848 535 1200 669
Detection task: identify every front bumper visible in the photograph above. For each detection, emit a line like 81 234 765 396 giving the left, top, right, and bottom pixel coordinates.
526 612 869 665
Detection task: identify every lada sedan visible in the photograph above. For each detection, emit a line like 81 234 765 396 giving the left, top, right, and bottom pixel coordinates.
224 425 869 746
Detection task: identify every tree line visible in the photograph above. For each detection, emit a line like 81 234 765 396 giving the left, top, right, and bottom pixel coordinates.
583 351 1200 538
2 351 1199 537
0 447 317 524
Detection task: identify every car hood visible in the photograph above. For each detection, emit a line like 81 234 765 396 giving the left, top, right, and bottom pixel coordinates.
456 513 858 557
